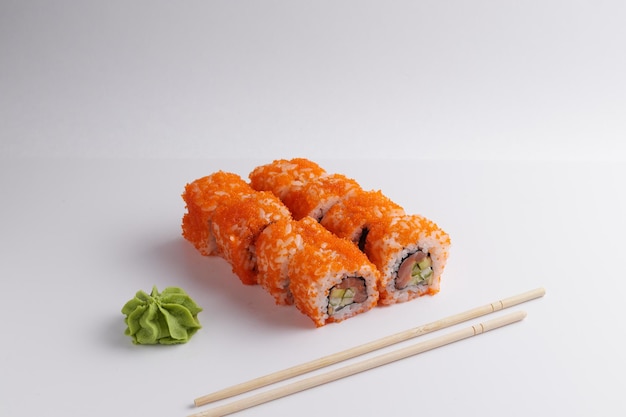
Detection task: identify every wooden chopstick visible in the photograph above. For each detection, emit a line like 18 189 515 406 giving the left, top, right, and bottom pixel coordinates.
190 310 528 417
193 287 545 407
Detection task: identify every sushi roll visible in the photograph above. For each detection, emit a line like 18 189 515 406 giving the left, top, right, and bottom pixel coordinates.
320 189 406 251
182 160 452 324
364 214 451 305
211 191 292 285
255 218 304 305
282 173 362 221
181 171 255 256
255 216 333 306
249 158 327 200
289 224 380 327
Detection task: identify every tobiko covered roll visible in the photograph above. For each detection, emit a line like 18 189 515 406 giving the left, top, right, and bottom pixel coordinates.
320 189 406 250
181 158 452 326
255 216 341 307
255 217 304 305
249 158 327 200
364 214 451 305
281 173 362 221
181 171 255 256
288 222 380 327
211 191 292 285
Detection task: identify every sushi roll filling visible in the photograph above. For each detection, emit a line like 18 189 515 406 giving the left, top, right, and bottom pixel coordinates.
327 277 367 315
395 250 433 290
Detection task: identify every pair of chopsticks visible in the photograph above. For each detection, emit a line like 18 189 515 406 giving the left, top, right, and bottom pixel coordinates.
190 287 545 417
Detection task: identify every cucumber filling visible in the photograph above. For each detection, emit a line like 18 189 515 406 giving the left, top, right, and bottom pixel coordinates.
328 288 355 313
327 277 367 315
395 250 434 290
410 259 433 285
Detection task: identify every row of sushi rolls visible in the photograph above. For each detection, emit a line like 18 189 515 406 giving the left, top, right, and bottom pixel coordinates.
181 158 451 327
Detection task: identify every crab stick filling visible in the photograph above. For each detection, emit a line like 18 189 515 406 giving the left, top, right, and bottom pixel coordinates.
327 277 367 315
395 250 433 290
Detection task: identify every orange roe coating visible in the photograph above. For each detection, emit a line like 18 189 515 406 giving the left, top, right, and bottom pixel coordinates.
181 171 255 256
289 227 380 327
282 173 362 221
296 215 331 244
255 218 302 305
365 214 451 305
211 192 292 285
255 216 332 305
249 158 327 200
321 189 406 245
182 160 452 323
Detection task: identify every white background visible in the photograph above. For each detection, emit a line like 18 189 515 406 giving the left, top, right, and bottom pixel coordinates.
2 0 625 160
2 2 626 417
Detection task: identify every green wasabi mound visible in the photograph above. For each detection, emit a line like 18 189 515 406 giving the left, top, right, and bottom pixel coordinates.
121 286 202 345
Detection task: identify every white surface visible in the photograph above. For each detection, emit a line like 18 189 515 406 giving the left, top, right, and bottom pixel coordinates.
2 1 626 416
1 1 626 160
1 158 625 417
